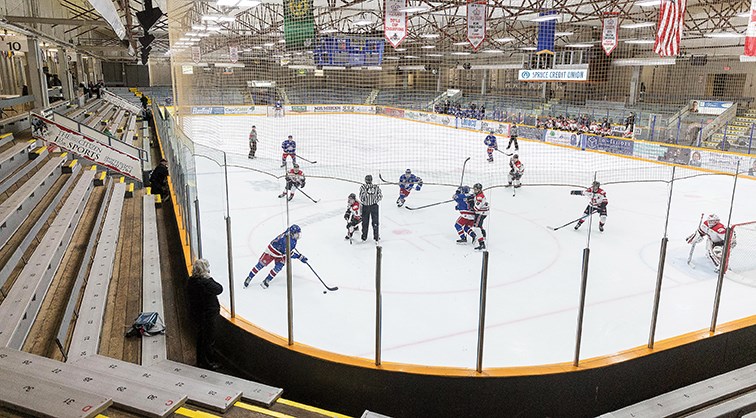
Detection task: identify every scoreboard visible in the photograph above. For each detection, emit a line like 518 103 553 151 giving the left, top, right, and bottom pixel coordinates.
313 36 385 67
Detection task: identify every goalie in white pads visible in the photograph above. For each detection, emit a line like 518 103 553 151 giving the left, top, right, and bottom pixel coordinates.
507 154 524 188
686 214 736 271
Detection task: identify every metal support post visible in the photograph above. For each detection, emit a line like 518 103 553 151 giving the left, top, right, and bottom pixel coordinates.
194 199 202 259
649 115 656 142
710 161 740 332
375 246 383 366
648 166 676 348
475 251 490 373
676 116 682 144
749 124 754 155
225 216 235 319
573 248 590 367
286 232 294 345
722 122 729 150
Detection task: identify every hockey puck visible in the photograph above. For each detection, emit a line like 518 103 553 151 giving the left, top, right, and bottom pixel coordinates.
323 291 327 294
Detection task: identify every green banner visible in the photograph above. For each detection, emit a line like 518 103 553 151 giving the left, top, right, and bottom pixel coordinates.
284 0 314 49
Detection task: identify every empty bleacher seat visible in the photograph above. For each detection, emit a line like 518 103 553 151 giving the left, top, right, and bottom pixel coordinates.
0 155 65 249
73 355 242 413
0 140 35 183
0 366 112 418
67 182 126 361
0 168 94 349
0 347 186 417
141 194 167 366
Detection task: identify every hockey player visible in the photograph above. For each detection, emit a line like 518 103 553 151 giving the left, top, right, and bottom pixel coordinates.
507 154 524 188
244 224 308 289
453 185 477 244
506 123 519 151
484 132 498 162
686 214 737 271
248 125 257 159
273 100 284 117
344 193 362 241
281 135 297 167
396 169 423 207
572 181 608 232
470 183 489 250
278 167 305 201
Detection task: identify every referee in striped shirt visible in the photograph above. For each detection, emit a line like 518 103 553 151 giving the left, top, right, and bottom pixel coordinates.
360 174 382 242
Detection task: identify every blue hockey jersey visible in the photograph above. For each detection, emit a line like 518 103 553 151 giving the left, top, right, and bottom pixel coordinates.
282 139 296 153
484 134 497 148
399 173 422 191
266 232 300 258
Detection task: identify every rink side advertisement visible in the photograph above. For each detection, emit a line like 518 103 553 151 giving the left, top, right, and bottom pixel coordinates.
30 113 142 180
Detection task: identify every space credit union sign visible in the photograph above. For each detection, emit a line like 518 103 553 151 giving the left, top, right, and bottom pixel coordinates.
518 69 588 82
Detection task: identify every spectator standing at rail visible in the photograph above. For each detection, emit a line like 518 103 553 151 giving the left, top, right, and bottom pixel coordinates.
248 125 258 159
187 258 224 371
150 158 170 201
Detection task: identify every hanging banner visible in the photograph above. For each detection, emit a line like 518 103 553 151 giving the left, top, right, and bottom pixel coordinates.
467 0 486 51
229 45 239 63
746 0 756 56
191 46 201 64
284 0 314 49
31 113 141 180
537 12 556 54
602 12 619 56
385 0 407 48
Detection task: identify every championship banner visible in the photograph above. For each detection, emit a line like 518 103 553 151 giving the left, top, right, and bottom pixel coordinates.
602 12 619 56
284 0 314 49
536 12 556 54
746 0 756 56
191 46 201 64
467 0 486 51
31 114 141 180
385 0 407 48
229 45 239 63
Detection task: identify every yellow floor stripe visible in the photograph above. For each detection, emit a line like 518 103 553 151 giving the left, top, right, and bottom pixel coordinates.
276 398 352 418
96 415 108 418
235 401 296 418
174 407 221 418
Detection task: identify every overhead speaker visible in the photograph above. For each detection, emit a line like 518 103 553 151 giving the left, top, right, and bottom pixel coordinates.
139 34 155 49
136 5 163 32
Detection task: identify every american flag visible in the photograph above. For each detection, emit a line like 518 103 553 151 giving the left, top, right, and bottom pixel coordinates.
654 0 687 57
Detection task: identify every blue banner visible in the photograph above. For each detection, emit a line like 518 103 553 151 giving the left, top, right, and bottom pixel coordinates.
537 12 556 54
584 135 634 156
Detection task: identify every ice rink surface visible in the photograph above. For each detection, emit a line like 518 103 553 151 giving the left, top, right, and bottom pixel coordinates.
184 114 756 368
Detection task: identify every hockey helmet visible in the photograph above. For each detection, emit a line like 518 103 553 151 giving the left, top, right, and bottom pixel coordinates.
365 174 373 184
348 193 356 201
592 181 600 190
288 224 302 238
512 154 519 160
288 135 293 139
705 214 720 226
405 169 412 175
252 125 256 129
461 185 470 194
473 183 483 191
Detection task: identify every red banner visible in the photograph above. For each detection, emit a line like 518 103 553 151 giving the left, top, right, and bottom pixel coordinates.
746 0 756 56
602 12 619 56
467 0 486 51
384 0 407 48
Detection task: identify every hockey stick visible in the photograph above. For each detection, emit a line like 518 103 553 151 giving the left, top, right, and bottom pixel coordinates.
459 157 471 188
302 260 338 291
378 173 397 185
295 154 317 164
547 213 591 231
495 149 514 157
405 199 454 210
294 185 320 203
687 213 704 266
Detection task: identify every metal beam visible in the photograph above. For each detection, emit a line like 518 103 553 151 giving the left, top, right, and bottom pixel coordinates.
4 15 110 26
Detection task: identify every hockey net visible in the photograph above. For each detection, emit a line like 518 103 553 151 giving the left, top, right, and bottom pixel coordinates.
724 221 756 287
266 106 285 118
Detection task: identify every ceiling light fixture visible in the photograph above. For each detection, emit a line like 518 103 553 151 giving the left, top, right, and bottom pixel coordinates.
217 0 240 6
737 11 751 18
320 28 339 34
421 45 436 49
450 51 471 55
624 39 655 44
554 31 573 36
620 22 655 29
495 37 515 42
635 0 662 7
482 49 502 53
520 46 537 51
237 0 261 6
453 41 469 46
420 33 440 38
398 5 429 13
564 43 593 48
704 32 745 38
531 14 560 22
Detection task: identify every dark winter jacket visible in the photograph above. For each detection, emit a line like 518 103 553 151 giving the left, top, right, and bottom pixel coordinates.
187 275 223 319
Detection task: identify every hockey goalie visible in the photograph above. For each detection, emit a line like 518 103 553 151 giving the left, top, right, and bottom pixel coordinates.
686 214 737 272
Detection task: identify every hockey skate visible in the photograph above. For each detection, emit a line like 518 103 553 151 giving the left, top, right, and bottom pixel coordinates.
278 192 286 198
474 241 486 250
514 184 521 188
506 182 513 187
487 158 494 163
396 198 404 207
574 221 583 230
243 273 255 288
599 223 605 232
260 278 270 289
287 194 294 201
280 162 286 168
456 236 467 243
